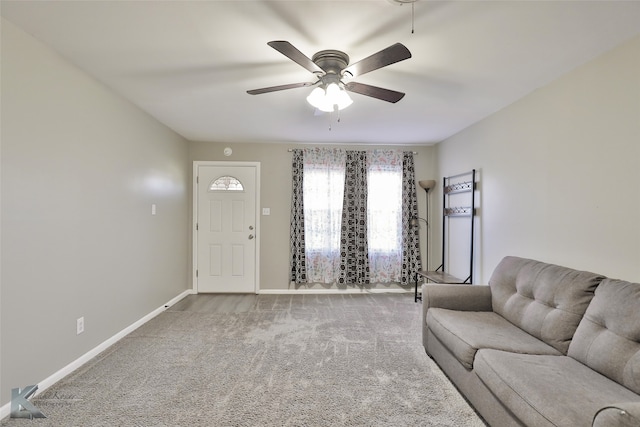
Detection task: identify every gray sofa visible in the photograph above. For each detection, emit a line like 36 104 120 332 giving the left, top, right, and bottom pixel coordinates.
422 256 640 427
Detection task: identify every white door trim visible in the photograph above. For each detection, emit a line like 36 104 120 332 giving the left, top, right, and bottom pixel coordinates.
192 161 261 293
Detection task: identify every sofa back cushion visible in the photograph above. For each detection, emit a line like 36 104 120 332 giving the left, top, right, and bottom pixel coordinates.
489 256 604 354
568 279 640 394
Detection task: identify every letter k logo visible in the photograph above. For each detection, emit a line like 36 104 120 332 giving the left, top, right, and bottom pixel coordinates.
10 385 46 418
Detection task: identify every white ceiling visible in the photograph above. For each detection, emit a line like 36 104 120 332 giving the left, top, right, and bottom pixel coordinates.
2 1 640 145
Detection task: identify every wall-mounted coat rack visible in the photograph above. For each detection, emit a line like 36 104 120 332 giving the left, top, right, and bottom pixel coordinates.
415 170 476 299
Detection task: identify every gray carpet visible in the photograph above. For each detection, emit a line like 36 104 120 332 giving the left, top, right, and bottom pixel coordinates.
2 294 485 426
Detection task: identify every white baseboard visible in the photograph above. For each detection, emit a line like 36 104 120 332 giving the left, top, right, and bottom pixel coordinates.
0 289 194 420
258 288 413 295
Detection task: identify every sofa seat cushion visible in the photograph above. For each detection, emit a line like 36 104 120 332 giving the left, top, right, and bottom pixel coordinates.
489 256 604 354
427 308 561 370
568 279 640 394
475 349 640 427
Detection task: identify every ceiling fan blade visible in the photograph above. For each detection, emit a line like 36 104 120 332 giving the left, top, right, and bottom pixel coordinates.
344 82 405 103
343 43 411 78
247 81 315 95
267 41 324 74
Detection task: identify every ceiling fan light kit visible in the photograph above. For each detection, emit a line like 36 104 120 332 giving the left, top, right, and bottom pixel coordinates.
306 83 353 112
247 41 411 115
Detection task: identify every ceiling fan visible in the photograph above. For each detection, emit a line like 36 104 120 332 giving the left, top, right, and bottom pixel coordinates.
247 41 412 112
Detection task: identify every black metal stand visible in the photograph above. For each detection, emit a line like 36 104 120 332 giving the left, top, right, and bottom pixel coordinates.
421 170 476 286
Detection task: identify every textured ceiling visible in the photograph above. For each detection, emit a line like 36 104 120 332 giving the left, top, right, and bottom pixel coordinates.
2 1 640 145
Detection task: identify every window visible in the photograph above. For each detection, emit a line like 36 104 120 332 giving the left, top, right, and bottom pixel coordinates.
303 167 344 253
367 169 402 253
290 148 420 286
209 176 243 191
367 151 403 282
301 149 404 283
302 149 346 283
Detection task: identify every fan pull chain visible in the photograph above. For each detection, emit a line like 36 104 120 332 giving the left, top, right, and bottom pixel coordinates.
412 2 415 34
328 105 343 131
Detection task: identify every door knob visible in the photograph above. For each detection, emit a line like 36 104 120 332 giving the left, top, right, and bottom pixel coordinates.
248 234 254 240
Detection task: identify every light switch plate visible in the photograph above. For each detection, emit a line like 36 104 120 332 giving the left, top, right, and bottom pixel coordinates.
77 317 84 335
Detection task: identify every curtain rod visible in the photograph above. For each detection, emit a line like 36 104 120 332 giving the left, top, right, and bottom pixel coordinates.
287 148 418 154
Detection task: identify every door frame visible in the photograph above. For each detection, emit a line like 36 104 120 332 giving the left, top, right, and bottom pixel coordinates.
192 161 261 293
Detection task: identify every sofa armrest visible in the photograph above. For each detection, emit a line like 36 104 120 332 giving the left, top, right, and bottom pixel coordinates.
421 284 493 350
593 402 640 427
422 284 493 312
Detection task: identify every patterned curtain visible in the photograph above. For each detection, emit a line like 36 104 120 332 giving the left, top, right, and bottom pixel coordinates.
368 150 403 283
289 149 307 284
302 148 346 284
290 148 421 286
339 151 370 285
400 152 422 285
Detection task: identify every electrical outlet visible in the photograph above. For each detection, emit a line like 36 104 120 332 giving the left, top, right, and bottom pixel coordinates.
76 317 84 335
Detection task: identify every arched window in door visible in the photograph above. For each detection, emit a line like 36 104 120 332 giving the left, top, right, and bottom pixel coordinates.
209 176 244 192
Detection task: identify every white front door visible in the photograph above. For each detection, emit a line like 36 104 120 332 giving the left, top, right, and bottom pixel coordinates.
194 162 259 293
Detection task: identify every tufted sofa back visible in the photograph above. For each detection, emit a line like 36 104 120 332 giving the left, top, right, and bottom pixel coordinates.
489 256 605 354
568 279 640 394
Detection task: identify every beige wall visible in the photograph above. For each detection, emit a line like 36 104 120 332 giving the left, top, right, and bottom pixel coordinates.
189 142 437 290
1 19 190 405
435 35 640 284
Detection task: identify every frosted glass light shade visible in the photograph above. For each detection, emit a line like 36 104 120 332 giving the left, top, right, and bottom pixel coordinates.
306 83 353 112
306 87 325 108
419 180 436 191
